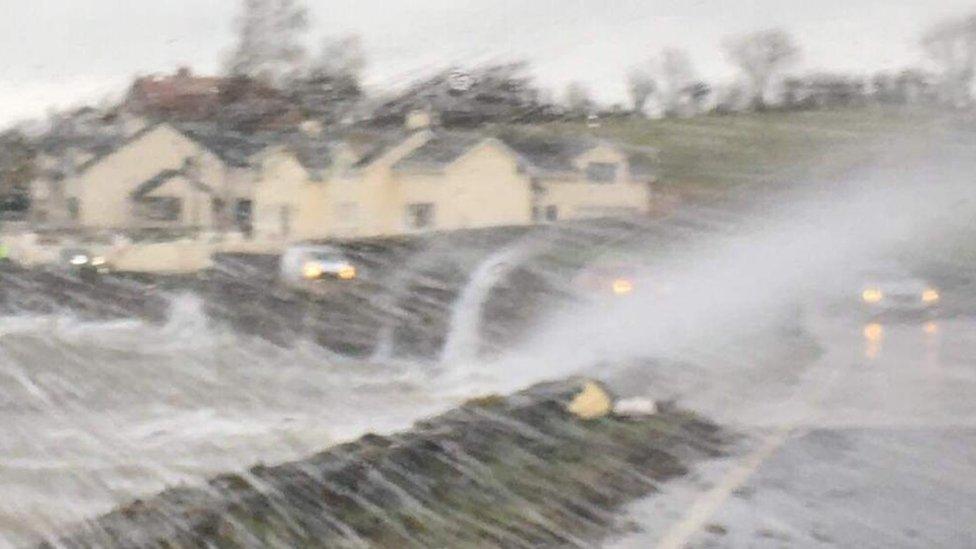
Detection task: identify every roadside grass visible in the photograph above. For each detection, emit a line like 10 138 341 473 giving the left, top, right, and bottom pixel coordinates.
538 107 962 190
535 107 976 273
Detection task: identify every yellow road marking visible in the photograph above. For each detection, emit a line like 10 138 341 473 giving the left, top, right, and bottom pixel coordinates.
655 428 793 549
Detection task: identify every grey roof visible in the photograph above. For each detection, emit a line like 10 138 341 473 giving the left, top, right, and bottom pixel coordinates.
76 123 162 173
72 122 278 175
174 123 276 168
265 130 346 174
495 131 598 173
392 132 485 171
130 169 211 199
347 129 411 168
290 140 336 172
38 133 120 158
496 130 657 179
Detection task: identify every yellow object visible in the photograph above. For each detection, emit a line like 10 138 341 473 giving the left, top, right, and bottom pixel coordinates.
302 262 324 279
861 288 883 304
922 289 940 303
612 278 634 296
338 265 357 280
567 381 613 420
863 323 883 342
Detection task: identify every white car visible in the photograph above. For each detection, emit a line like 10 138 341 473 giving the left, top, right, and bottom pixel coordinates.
279 245 358 292
859 276 940 316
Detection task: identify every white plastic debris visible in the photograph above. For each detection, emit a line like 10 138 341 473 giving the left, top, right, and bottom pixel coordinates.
613 397 658 418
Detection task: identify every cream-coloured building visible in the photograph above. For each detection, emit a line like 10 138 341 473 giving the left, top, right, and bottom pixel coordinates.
32 118 655 250
247 129 536 245
498 131 654 222
60 124 225 231
128 168 216 230
389 133 532 233
32 122 273 234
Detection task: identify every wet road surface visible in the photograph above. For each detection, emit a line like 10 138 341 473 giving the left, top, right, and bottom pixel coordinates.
609 314 976 548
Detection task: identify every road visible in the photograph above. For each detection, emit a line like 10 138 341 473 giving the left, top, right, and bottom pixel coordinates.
608 314 976 548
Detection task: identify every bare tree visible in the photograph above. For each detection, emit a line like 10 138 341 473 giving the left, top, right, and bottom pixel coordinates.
225 0 310 85
311 34 367 81
564 81 594 117
288 35 367 125
657 48 696 116
626 67 656 116
921 14 976 108
0 130 35 218
682 81 712 114
723 29 800 109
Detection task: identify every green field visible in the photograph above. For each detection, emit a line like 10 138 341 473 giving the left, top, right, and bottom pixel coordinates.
542 107 976 283
544 107 972 190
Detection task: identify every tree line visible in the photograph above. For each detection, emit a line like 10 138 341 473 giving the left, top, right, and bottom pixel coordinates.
217 1 976 124
613 17 976 119
4 1 976 208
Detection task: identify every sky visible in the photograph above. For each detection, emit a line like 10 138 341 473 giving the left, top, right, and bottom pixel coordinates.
0 0 973 126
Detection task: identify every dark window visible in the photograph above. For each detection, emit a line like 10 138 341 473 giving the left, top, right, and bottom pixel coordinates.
585 162 618 183
531 206 541 222
141 197 182 221
66 197 80 221
210 198 225 230
530 177 545 195
406 203 435 229
235 199 253 236
545 205 558 221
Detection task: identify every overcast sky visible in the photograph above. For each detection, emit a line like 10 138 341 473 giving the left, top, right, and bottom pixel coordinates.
0 0 972 125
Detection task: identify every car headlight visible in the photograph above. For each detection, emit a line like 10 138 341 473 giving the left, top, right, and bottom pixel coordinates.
302 262 324 279
612 278 634 296
922 289 940 303
337 265 357 280
863 322 883 342
69 254 89 266
861 288 883 304
91 256 107 267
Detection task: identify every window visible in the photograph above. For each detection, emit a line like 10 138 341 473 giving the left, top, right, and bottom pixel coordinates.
531 206 541 222
545 205 558 222
66 197 80 221
211 198 224 217
141 197 182 221
406 203 435 230
585 162 618 183
235 199 253 236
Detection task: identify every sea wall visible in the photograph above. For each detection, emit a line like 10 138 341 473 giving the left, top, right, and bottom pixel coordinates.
43 378 729 548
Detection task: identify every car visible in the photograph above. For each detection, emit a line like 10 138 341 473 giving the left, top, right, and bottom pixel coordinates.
58 247 112 279
571 259 672 300
572 262 637 297
279 244 358 294
859 275 940 318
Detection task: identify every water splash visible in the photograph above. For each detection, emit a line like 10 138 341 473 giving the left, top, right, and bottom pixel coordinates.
0 295 458 546
440 240 537 364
